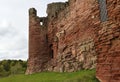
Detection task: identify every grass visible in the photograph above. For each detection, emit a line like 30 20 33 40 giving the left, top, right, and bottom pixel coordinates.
0 69 99 82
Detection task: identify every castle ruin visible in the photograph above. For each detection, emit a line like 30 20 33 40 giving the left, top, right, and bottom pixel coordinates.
26 0 120 82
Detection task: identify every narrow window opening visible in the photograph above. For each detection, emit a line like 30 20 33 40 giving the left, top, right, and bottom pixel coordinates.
55 12 58 18
46 34 48 43
40 22 43 25
49 44 54 58
50 49 54 58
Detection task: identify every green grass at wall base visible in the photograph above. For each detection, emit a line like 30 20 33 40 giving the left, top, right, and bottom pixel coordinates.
0 69 99 82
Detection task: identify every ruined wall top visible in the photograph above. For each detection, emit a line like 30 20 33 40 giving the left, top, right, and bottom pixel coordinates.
46 1 69 19
29 0 72 20
29 8 37 16
28 0 77 26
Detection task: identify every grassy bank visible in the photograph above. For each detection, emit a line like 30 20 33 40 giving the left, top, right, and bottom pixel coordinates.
0 70 99 82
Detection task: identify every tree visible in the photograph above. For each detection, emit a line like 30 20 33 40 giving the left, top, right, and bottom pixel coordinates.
10 62 23 75
1 60 10 71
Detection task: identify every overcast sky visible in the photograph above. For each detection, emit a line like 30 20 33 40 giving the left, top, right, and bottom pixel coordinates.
0 0 67 60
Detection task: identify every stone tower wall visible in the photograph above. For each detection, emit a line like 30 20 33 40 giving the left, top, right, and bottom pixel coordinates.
26 8 51 74
46 0 100 72
26 0 120 82
26 0 100 74
96 0 120 82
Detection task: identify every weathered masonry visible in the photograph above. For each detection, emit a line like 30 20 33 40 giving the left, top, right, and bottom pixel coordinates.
26 0 120 82
96 0 120 82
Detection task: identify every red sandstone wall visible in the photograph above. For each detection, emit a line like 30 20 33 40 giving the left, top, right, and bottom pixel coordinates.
26 8 50 74
96 0 120 82
46 0 100 72
26 0 120 82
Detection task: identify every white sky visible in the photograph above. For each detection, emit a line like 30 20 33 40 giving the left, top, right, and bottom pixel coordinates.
0 0 67 60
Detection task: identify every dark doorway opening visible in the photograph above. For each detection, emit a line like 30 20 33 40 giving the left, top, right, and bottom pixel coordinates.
50 49 54 58
49 44 54 58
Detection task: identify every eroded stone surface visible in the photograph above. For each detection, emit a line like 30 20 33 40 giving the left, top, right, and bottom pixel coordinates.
96 0 120 82
26 0 120 82
45 0 99 73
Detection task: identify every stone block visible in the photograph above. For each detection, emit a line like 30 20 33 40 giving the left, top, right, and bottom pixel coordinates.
80 45 86 52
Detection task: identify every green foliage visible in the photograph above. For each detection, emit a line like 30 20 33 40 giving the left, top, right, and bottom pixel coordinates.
0 65 10 77
1 60 10 71
0 60 27 78
0 69 99 82
10 63 24 75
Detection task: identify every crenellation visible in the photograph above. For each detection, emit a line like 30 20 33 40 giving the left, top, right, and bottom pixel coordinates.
29 8 37 17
